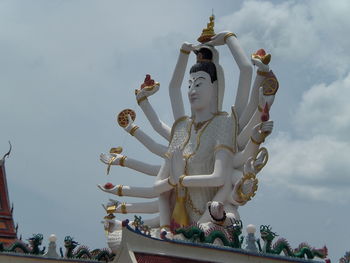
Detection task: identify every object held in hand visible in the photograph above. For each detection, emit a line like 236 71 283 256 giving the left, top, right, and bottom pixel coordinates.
135 74 160 95
252 49 271 65
104 182 115 189
261 103 270 122
110 147 123 154
197 15 215 43
262 73 279 96
237 173 258 202
117 109 136 127
104 214 115 220
106 155 117 175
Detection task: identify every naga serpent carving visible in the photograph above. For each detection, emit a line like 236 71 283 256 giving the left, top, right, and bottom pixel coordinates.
260 225 328 259
61 236 114 261
174 219 243 249
0 233 45 255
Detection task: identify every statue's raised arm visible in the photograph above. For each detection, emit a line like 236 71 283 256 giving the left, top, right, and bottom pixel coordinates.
136 75 171 141
168 42 196 120
205 29 253 120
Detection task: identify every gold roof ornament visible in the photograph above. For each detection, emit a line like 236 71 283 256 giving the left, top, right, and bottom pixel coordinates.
197 15 215 43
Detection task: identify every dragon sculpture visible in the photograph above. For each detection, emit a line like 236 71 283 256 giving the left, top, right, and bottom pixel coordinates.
60 236 114 261
259 225 328 259
0 233 45 255
339 251 350 263
174 219 244 249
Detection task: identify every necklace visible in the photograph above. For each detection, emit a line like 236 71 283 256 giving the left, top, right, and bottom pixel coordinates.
193 119 210 133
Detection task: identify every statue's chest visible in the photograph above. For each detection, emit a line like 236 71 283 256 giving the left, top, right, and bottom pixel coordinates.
168 118 192 152
183 126 215 160
169 117 217 158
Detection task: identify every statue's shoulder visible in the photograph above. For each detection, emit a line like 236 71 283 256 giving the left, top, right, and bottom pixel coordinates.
212 110 237 126
211 109 238 153
171 116 191 132
172 115 191 127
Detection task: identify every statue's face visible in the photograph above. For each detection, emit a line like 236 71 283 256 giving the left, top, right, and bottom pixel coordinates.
188 71 214 111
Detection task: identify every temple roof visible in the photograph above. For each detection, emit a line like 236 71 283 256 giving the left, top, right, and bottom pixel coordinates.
0 145 18 245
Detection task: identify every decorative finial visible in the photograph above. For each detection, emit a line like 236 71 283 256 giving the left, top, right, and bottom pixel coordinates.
1 141 12 161
197 14 216 43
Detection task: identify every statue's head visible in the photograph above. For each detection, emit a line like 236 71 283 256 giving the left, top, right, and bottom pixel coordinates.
188 48 218 113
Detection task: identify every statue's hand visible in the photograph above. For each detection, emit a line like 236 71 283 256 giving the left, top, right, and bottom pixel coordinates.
100 153 123 166
97 184 118 194
244 152 267 174
253 148 268 172
169 147 185 184
259 120 273 137
181 42 196 53
124 114 136 133
208 201 225 221
252 57 269 72
258 87 275 110
206 31 233 46
136 84 159 101
252 121 274 143
244 157 256 175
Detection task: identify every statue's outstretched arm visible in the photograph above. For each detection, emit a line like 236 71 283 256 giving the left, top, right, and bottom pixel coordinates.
153 158 173 194
160 149 233 188
238 73 266 130
136 86 171 141
233 121 273 168
98 160 171 197
124 115 168 158
100 153 160 176
152 160 173 229
238 54 272 129
169 43 194 120
98 184 159 199
205 32 252 118
238 87 276 149
237 109 260 149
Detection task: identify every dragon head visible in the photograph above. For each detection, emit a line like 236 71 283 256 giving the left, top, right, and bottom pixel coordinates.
28 233 43 247
226 218 243 236
64 236 79 250
340 251 350 263
260 225 278 241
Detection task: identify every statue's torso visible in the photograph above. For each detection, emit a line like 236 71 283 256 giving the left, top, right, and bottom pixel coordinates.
168 112 237 222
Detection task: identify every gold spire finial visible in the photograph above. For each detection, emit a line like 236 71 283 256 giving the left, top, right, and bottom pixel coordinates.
197 14 215 43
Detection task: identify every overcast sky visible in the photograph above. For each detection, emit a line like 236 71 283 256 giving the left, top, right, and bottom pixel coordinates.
0 0 349 261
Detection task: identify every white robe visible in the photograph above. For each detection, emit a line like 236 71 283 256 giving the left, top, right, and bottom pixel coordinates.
168 111 237 223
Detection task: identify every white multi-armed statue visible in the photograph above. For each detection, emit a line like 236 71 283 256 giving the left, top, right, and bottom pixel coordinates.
98 15 279 253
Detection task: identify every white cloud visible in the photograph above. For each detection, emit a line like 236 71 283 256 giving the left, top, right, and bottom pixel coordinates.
263 73 350 203
295 72 350 138
218 0 350 76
